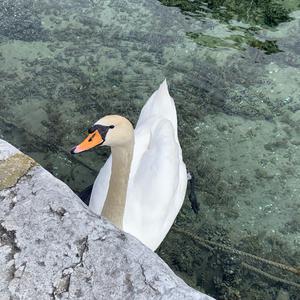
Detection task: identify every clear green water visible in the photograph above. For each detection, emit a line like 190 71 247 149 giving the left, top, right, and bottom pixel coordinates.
1 0 300 299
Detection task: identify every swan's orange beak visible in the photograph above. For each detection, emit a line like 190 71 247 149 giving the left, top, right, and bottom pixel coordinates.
70 131 103 154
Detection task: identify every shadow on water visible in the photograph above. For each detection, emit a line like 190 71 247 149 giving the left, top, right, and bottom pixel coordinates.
1 0 300 299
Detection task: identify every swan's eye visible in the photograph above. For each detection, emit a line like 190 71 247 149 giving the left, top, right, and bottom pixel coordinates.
109 125 115 129
88 126 96 134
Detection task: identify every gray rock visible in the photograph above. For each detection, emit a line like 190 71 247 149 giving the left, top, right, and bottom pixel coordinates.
0 139 213 300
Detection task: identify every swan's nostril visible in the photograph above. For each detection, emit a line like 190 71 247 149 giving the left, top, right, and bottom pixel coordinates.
88 133 96 142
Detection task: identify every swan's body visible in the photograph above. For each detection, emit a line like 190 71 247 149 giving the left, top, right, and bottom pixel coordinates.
72 80 187 250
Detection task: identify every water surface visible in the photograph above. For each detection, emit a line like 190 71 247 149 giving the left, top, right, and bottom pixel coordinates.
1 0 300 299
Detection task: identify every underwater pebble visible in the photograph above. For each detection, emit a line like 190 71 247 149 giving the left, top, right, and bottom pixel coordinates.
276 289 289 300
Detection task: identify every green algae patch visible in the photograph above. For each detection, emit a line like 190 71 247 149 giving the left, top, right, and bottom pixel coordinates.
0 153 37 190
159 0 297 27
187 31 283 54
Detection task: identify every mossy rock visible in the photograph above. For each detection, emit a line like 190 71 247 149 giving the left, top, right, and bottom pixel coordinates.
0 153 37 190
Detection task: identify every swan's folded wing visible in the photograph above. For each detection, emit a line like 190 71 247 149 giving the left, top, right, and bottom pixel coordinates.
125 80 187 251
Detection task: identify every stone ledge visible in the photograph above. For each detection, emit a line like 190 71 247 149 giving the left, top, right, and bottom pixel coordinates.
0 139 213 300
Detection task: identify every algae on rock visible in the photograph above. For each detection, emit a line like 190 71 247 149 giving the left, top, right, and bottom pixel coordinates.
0 153 36 190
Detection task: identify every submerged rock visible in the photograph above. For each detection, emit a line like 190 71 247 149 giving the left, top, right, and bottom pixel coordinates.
0 139 213 300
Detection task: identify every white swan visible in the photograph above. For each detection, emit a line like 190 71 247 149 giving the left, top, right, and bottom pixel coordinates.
71 80 187 250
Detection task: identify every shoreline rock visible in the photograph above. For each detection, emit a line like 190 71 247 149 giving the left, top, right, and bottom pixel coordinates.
0 139 213 300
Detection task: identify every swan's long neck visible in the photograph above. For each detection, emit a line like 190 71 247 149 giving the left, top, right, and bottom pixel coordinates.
101 140 134 229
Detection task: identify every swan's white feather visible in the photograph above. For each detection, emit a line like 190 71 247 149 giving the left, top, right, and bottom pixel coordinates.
89 80 187 250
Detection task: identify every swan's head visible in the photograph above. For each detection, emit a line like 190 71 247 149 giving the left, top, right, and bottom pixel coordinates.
70 115 134 154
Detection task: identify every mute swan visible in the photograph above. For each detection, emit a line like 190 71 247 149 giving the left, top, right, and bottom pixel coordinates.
71 80 187 250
